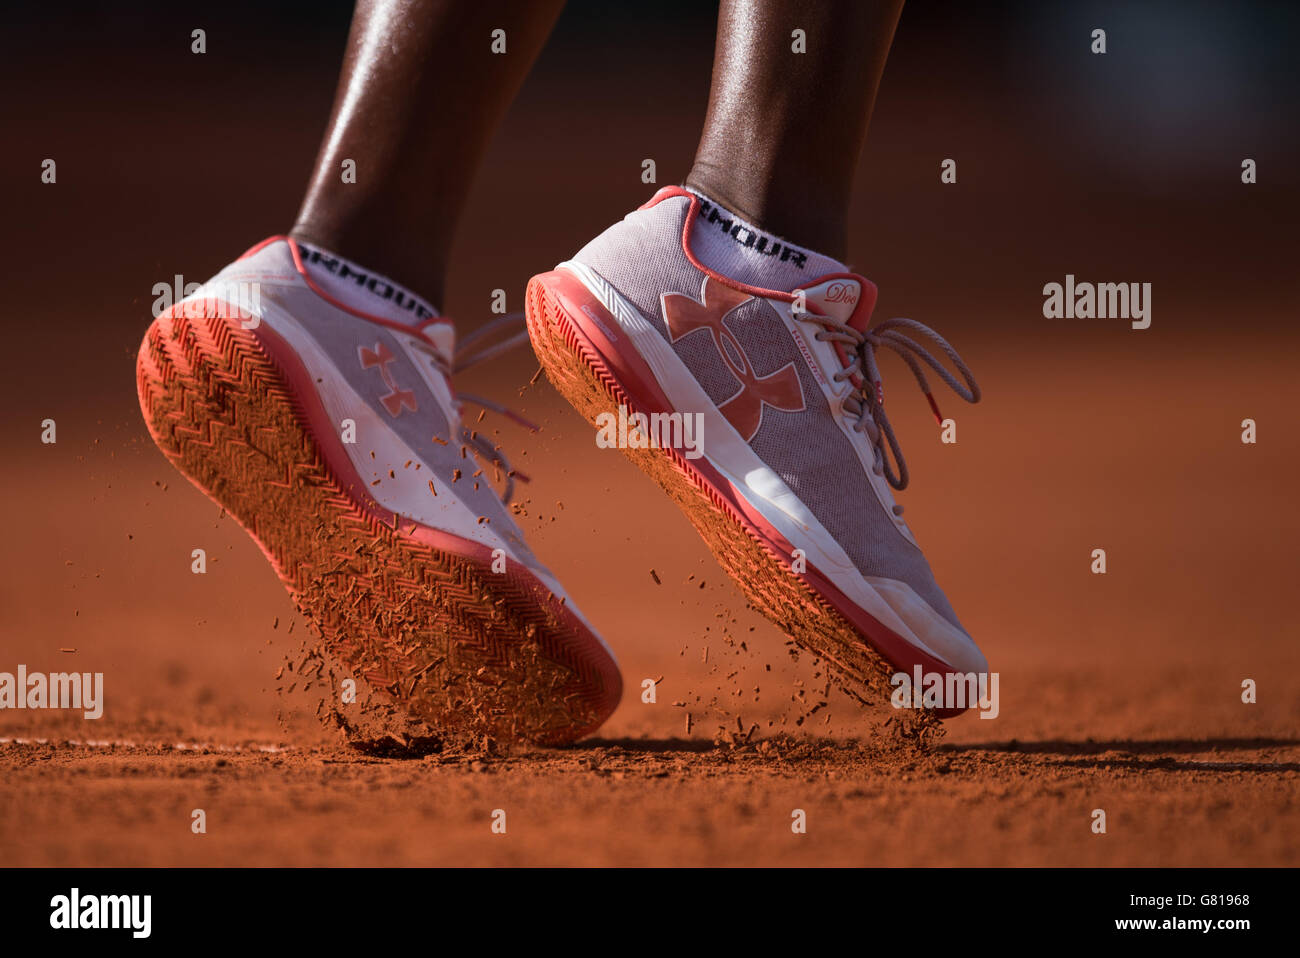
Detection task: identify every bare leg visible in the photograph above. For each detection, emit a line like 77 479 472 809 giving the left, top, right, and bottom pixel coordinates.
685 0 905 260
291 0 566 309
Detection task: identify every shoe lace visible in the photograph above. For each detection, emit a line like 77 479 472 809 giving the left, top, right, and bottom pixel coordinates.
805 314 981 498
410 312 536 504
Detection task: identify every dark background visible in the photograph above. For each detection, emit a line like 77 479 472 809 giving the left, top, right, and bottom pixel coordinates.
3 1 1297 371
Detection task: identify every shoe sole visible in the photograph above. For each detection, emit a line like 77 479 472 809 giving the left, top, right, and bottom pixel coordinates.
136 299 621 745
527 270 962 721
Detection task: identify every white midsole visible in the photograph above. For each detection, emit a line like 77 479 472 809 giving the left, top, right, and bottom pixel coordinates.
559 260 983 671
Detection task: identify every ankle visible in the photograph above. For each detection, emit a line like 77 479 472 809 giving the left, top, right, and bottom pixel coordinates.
683 167 849 262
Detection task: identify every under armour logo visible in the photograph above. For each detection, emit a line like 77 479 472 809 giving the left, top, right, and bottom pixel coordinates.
358 341 417 417
663 277 804 441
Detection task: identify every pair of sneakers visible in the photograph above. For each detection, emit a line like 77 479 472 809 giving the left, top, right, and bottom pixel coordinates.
136 187 985 744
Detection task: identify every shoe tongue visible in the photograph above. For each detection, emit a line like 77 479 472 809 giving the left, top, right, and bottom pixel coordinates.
801 275 878 331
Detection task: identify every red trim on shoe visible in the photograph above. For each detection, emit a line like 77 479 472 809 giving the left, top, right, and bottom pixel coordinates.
637 186 688 211
238 235 285 260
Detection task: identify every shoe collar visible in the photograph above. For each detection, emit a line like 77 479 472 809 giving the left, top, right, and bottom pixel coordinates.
239 235 456 366
641 186 880 390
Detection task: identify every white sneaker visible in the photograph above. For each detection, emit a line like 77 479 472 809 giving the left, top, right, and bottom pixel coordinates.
526 188 986 716
137 236 622 743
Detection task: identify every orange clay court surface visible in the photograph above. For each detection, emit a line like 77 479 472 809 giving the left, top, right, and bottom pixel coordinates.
2 333 1298 867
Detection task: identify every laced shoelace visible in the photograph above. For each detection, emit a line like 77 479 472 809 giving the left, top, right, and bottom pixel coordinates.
805 313 981 499
411 312 535 504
